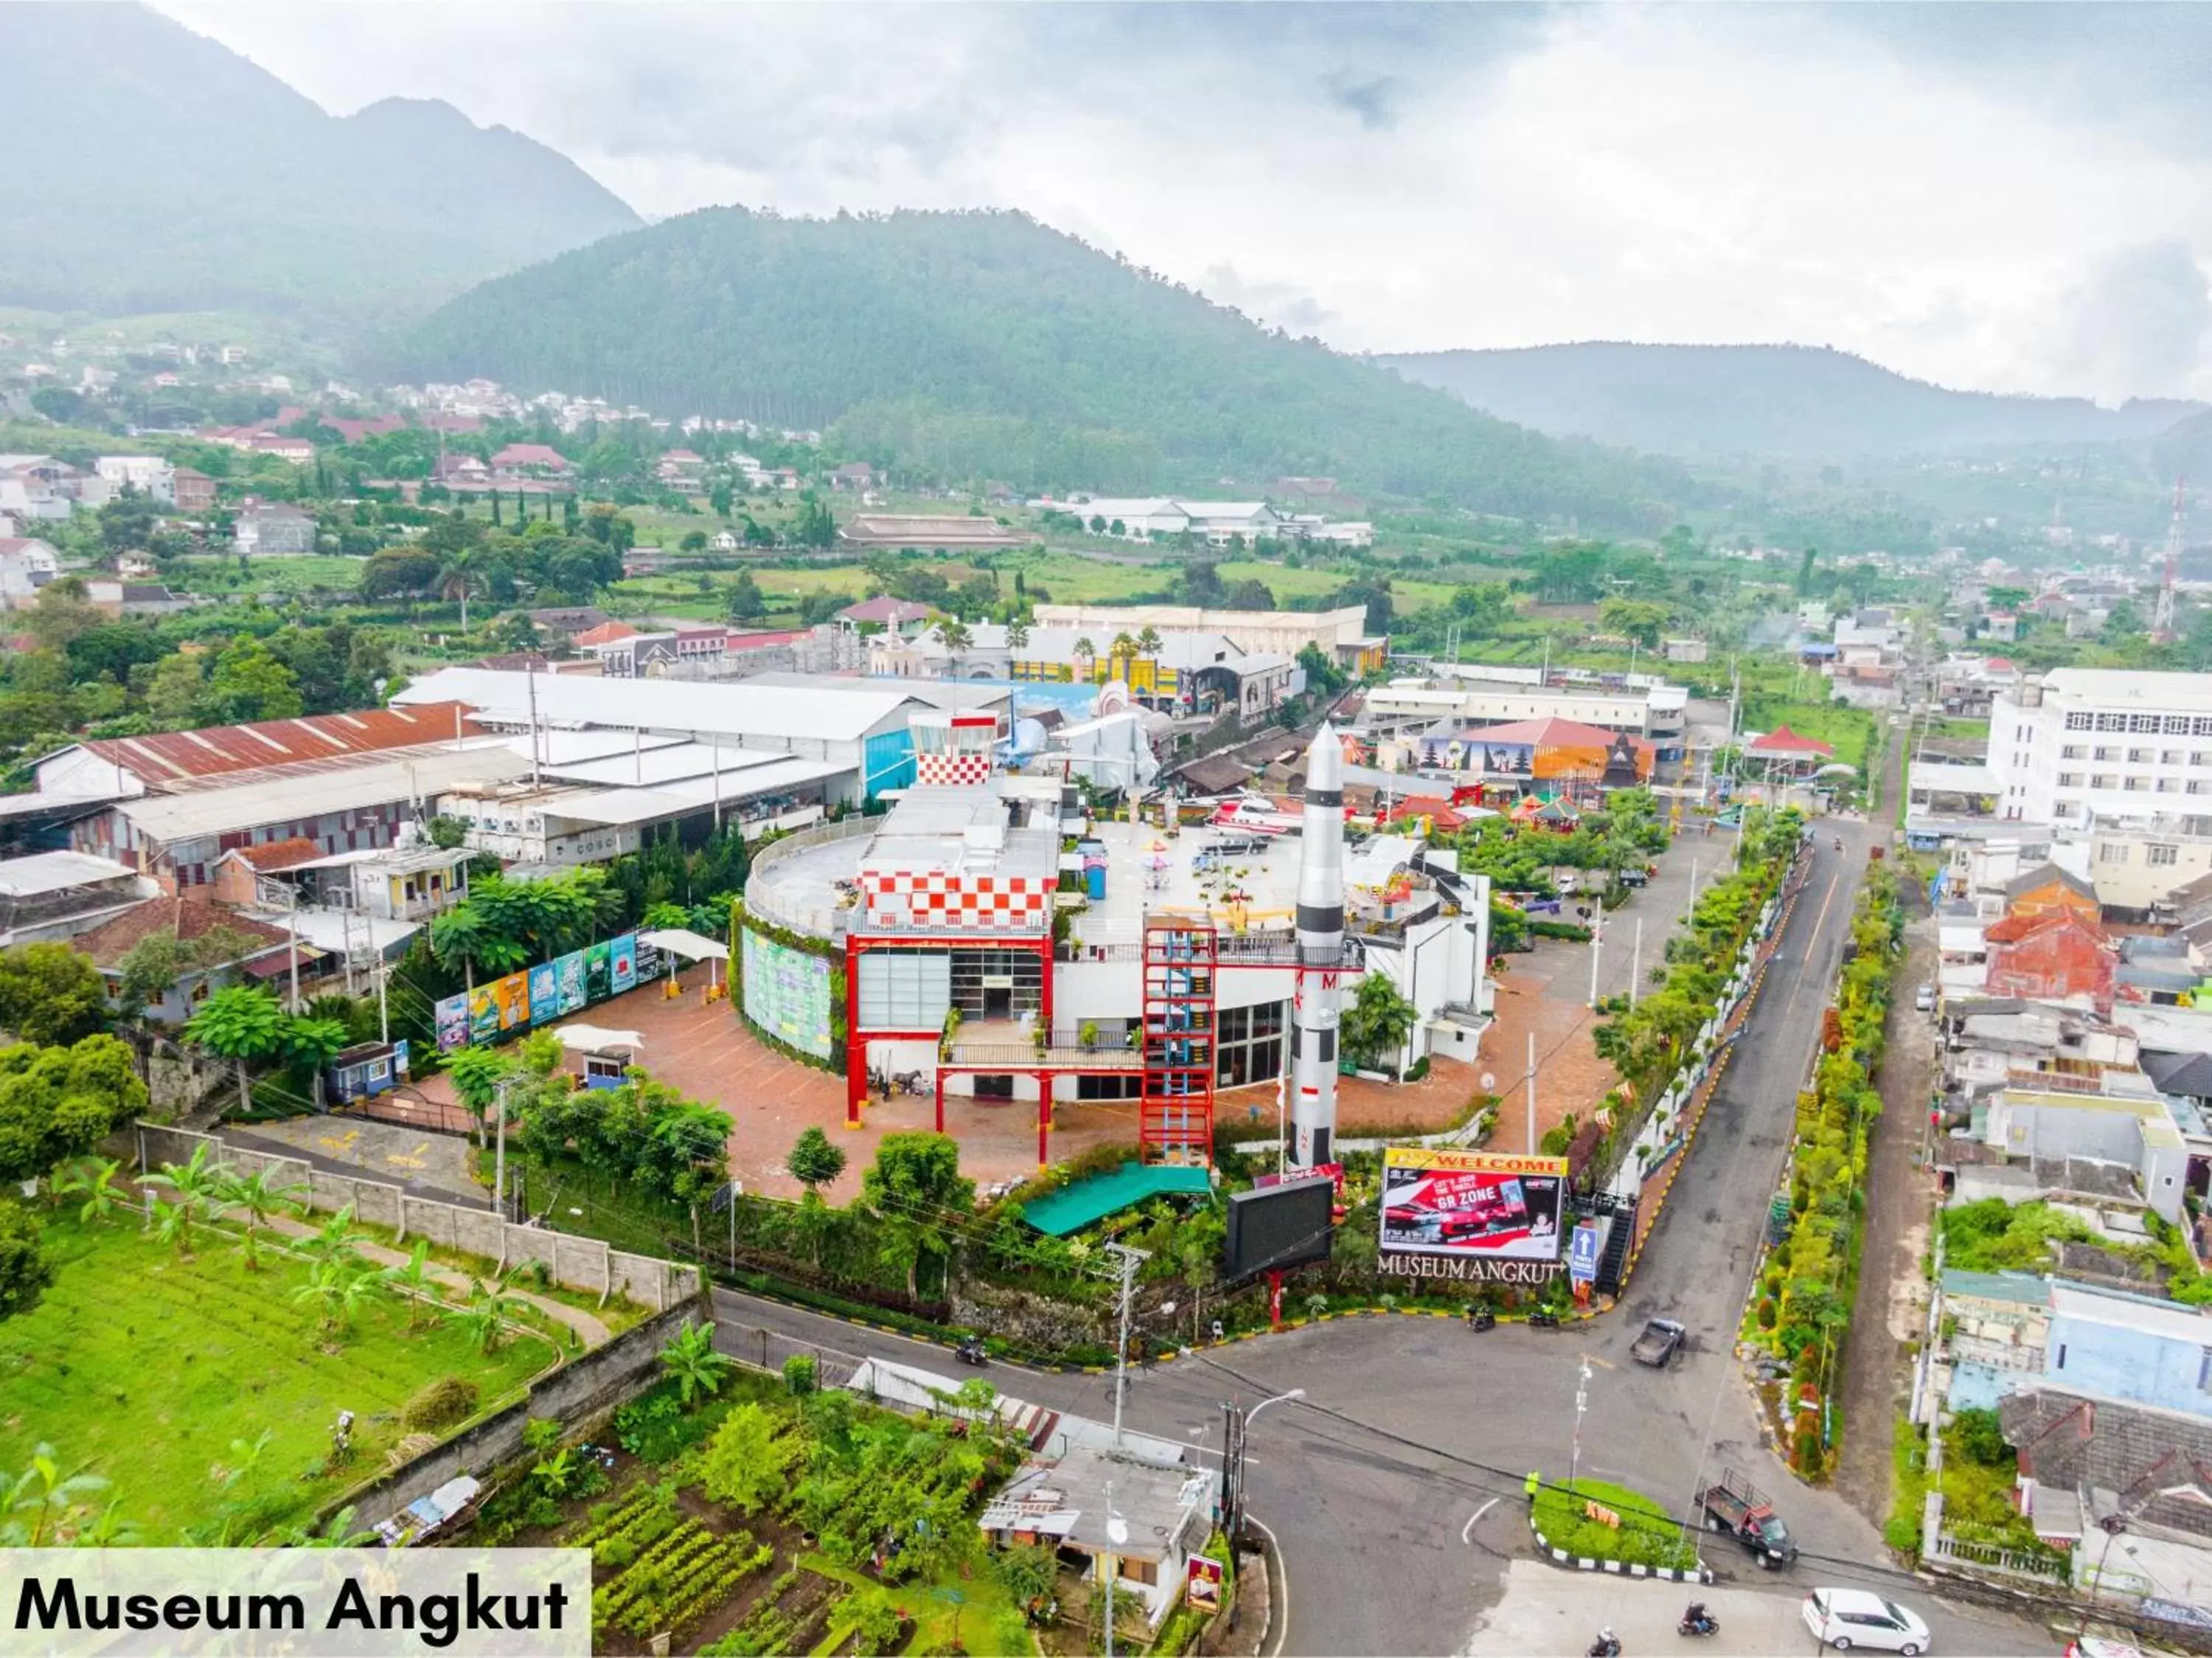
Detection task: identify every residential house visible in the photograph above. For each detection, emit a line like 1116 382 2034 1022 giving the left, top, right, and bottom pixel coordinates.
489 443 569 479
709 530 740 553
836 596 937 635
72 895 302 1021
1930 1269 2050 1414
513 606 613 640
2045 1283 2212 1418
233 501 318 557
1034 603 1384 671
431 454 491 489
83 580 193 619
2090 824 2212 922
246 434 315 465
170 467 215 513
1983 907 2117 1013
1947 1081 2191 1222
1941 1001 2140 1101
93 456 174 503
0 538 59 609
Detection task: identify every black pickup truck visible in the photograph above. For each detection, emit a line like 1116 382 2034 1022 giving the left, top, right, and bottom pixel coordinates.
1629 1317 1686 1367
1694 1467 1798 1568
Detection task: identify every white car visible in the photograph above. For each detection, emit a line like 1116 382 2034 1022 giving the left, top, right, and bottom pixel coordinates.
1914 984 1935 1013
1802 1588 1931 1654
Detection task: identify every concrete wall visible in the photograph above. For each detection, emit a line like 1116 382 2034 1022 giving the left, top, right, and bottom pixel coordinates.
2047 1308 2212 1418
134 1123 700 1311
333 1303 704 1527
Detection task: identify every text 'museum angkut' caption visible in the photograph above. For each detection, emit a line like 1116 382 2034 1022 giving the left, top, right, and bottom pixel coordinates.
1 1549 591 1656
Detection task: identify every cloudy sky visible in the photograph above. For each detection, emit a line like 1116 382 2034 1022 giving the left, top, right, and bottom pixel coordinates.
156 2 2212 404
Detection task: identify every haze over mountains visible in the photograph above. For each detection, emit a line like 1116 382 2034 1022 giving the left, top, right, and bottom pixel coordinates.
0 3 640 324
395 206 1701 530
1377 343 2207 462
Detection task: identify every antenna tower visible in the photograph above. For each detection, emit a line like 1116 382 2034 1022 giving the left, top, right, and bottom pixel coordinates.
2154 476 2187 643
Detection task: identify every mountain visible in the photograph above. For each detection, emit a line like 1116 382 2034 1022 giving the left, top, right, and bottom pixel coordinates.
1375 342 2205 462
0 4 641 325
396 207 1697 528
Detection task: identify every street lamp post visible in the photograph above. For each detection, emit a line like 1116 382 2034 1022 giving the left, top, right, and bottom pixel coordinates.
1220 1388 1304 1542
1569 1359 1592 1494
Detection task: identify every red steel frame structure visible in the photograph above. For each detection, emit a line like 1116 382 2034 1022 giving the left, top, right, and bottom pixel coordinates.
1140 915 1217 1162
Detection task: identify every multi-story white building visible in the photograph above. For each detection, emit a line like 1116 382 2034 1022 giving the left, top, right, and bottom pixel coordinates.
1986 669 2212 827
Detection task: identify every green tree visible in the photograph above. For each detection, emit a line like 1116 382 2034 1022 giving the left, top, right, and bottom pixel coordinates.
860 1132 973 1301
445 1046 517 1147
1596 597 1671 650
449 1267 525 1353
142 651 206 727
786 1125 847 1193
437 545 485 631
142 1142 230 1259
377 1239 441 1333
0 1035 148 1189
282 1015 350 1112
698 1402 796 1515
0 944 108 1047
292 1260 381 1339
0 1201 52 1322
726 568 766 620
202 635 304 724
1340 973 1418 1072
184 985 287 1116
657 1321 732 1406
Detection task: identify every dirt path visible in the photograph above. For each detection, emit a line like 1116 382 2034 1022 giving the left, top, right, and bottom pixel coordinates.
260 1210 612 1347
1831 892 1938 1530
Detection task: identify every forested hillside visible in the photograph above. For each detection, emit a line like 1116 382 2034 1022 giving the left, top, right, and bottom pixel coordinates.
0 4 641 325
1378 342 2203 461
396 207 1698 529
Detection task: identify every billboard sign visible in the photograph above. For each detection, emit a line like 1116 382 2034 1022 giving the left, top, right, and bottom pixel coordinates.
434 993 470 1052
1379 1149 1567 1264
1224 1178 1335 1279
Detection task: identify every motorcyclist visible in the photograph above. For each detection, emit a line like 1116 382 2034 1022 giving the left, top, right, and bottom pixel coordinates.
1587 1630 1621 1657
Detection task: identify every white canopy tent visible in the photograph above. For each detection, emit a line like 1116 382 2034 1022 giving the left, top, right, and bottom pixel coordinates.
638 926 731 992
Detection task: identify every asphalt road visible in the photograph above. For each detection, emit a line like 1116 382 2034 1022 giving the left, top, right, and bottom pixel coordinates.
709 826 2053 1656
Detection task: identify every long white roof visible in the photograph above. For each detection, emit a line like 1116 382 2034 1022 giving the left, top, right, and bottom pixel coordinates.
2041 668 2212 710
395 668 922 744
119 747 531 842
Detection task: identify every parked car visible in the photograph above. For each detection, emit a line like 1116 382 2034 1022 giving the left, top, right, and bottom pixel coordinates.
1801 1588 1930 1654
1630 1317 1686 1367
1913 984 1936 1013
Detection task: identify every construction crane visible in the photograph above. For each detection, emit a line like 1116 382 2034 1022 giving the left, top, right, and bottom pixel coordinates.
2153 476 2187 643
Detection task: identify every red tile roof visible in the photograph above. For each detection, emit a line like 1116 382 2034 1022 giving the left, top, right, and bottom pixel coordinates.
217 837 324 873
74 896 292 971
571 621 639 648
490 443 568 470
1744 724 1837 758
1455 715 1624 748
82 703 485 786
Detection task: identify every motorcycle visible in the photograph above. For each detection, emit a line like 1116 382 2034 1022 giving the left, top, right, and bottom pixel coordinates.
1465 1305 1495 1333
1528 1308 1562 1330
953 1338 990 1367
1678 1603 1718 1639
1833 836 1844 851
1587 1631 1621 1657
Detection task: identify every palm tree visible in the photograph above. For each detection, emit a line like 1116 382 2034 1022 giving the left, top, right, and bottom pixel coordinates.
939 620 972 658
1006 619 1030 653
1074 637 1096 677
1110 631 1137 664
54 1157 124 1227
218 1165 306 1270
437 547 484 631
184 985 287 1117
377 1238 441 1332
1136 625 1162 656
658 1322 732 1406
428 901 528 994
3 1445 108 1546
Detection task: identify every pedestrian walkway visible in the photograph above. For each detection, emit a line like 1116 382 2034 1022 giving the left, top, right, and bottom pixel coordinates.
259 1210 612 1347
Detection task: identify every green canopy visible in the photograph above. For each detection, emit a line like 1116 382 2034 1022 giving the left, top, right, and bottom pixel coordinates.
1021 1161 1211 1236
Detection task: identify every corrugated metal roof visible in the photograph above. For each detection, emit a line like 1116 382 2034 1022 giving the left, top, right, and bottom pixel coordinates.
118 747 532 844
83 704 485 785
0 850 135 895
395 667 924 744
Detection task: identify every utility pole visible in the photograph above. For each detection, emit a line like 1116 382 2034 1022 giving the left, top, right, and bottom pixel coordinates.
1525 1030 1537 1155
1102 1242 1149 1452
1630 918 1643 1009
493 1077 510 1223
1570 1357 1592 1494
1587 901 1604 1008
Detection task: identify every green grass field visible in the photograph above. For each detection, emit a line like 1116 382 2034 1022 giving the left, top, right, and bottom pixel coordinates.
167 554 366 596
1531 1477 1700 1572
0 1215 557 1541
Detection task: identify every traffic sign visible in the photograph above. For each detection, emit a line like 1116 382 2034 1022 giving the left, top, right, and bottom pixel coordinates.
1569 1219 1601 1284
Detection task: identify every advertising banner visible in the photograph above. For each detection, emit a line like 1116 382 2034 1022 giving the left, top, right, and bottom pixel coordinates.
493 971 529 1032
554 951 588 1014
468 984 501 1043
740 928 833 1059
1379 1148 1568 1263
434 993 470 1052
1185 1555 1224 1614
611 932 638 994
585 941 613 1004
635 940 666 983
527 962 561 1027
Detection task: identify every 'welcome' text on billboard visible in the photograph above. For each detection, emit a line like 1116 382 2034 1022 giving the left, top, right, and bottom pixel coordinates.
1378 1148 1568 1263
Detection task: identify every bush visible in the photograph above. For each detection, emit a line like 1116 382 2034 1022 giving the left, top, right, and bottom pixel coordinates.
613 1382 716 1465
401 1376 481 1432
1531 1477 1697 1572
783 1353 817 1395
1952 1406 2012 1468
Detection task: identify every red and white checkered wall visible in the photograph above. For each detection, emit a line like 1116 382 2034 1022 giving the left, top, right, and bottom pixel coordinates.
860 870 1051 931
914 752 993 788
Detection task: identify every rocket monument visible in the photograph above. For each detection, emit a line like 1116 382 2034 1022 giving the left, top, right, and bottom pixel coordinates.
1290 721 1346 1170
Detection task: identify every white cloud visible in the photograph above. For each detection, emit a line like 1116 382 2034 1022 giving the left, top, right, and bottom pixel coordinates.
153 1 2212 400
